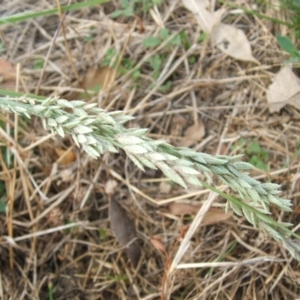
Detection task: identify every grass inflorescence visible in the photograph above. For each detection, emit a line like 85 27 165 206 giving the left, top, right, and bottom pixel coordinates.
1 95 300 260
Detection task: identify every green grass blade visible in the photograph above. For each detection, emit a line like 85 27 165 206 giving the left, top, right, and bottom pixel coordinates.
0 0 108 25
276 34 300 57
218 0 294 27
0 89 45 100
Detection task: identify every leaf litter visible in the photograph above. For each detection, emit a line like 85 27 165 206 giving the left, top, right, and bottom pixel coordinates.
167 202 233 226
109 195 141 267
150 235 167 254
54 147 76 165
182 0 258 62
211 23 259 63
0 58 16 88
266 65 300 112
1 0 300 299
179 119 206 147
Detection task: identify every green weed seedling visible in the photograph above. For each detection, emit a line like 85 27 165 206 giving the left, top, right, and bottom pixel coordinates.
65 220 79 232
119 57 140 81
232 139 269 171
111 0 163 18
247 141 269 171
106 274 128 282
146 54 163 79
145 54 172 92
143 29 196 92
99 228 107 241
102 48 118 67
102 48 141 81
143 28 183 48
295 139 300 157
276 34 300 63
48 281 54 300
280 0 300 37
81 84 102 99
34 58 44 70
0 197 6 213
85 26 96 42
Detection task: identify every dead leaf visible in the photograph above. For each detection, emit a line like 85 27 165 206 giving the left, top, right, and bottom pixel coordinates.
182 0 224 33
68 66 118 100
159 181 172 194
201 207 233 226
109 196 141 267
179 120 205 147
182 0 256 63
59 169 73 183
266 66 300 113
82 66 117 92
47 207 64 226
285 91 300 111
54 148 76 165
168 202 232 226
170 114 187 137
211 23 258 63
150 235 166 254
217 144 229 156
168 202 201 215
0 58 16 87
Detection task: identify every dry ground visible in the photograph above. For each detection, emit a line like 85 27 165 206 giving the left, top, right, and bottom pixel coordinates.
0 0 300 299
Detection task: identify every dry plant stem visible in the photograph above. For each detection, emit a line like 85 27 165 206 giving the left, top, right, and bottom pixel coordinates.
29 184 75 227
128 40 197 115
4 105 14 268
270 257 293 293
1 95 300 260
161 227 184 300
8 152 15 269
56 0 81 85
0 267 3 299
35 14 63 94
3 221 87 243
102 20 136 107
80 164 102 209
176 256 282 269
10 62 20 267
168 191 218 273
110 169 157 205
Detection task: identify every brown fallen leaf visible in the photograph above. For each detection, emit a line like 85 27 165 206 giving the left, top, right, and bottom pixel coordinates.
0 58 16 87
54 148 76 165
168 202 232 226
179 120 205 147
201 207 233 226
211 23 259 63
109 196 141 267
150 235 166 254
67 66 118 100
266 66 300 113
168 202 201 215
218 144 229 156
82 66 117 92
182 0 256 63
170 114 187 137
182 0 224 33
